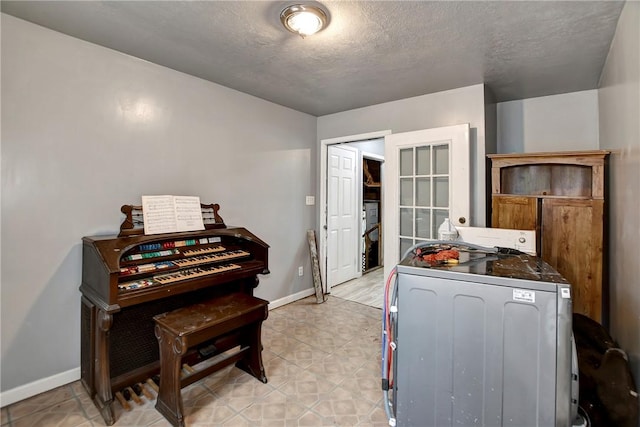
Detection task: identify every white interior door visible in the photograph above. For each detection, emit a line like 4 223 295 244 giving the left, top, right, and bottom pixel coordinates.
383 124 470 282
327 144 359 289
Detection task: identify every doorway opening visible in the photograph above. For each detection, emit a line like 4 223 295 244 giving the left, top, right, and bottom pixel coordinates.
362 157 382 273
319 131 389 297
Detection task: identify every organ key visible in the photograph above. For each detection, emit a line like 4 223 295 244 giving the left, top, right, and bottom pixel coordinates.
154 263 242 285
182 245 226 257
171 249 250 268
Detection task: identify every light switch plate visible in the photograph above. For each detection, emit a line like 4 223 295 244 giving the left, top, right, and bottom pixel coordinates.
305 196 315 205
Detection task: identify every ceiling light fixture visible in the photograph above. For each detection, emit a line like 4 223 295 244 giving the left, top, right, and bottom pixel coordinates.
280 4 328 38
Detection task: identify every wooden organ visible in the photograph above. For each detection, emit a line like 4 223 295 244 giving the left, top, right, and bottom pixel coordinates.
80 203 269 425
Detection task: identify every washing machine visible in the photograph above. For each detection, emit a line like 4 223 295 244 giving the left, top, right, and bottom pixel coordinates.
384 242 579 426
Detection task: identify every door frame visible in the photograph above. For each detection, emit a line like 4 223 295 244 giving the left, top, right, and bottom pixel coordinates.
320 130 391 293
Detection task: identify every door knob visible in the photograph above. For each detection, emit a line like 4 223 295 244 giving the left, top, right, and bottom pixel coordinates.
458 217 466 224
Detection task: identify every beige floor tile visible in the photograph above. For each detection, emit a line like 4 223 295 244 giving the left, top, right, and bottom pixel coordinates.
306 350 369 385
10 398 89 427
7 385 75 421
275 340 330 369
263 312 305 333
360 405 392 427
338 366 383 405
146 416 174 427
219 413 252 427
5 290 388 427
289 325 350 354
262 329 305 358
213 374 273 413
237 389 308 427
313 383 379 423
275 370 336 408
184 403 236 426
293 410 335 427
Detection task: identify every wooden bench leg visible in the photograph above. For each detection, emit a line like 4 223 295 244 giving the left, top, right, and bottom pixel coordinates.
236 321 267 383
154 325 187 427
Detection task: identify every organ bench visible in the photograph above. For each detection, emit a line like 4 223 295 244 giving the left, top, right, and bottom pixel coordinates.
153 292 269 427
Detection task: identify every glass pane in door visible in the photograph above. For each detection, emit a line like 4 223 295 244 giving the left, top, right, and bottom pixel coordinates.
433 145 449 174
400 208 413 236
433 177 449 207
400 179 413 206
400 149 413 176
416 178 430 206
415 208 431 238
398 142 452 258
416 147 431 175
433 209 449 237
400 238 414 259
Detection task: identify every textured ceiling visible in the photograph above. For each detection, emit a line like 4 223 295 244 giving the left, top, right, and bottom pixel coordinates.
1 1 625 116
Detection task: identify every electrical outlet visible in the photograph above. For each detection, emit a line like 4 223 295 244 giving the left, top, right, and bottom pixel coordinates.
298 266 304 276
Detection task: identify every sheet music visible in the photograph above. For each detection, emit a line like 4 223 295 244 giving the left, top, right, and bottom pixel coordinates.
174 196 205 232
142 195 205 235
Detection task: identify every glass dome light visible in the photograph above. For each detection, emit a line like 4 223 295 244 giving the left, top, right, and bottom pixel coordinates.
280 4 328 37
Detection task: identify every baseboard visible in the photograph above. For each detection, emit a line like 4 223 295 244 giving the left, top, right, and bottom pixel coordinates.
268 287 316 310
0 367 80 408
1 289 316 408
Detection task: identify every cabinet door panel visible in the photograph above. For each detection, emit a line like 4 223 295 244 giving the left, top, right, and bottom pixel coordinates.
541 199 603 321
491 195 538 231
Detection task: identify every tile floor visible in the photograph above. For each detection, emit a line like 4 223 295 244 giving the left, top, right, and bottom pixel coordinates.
1 295 387 426
329 269 384 309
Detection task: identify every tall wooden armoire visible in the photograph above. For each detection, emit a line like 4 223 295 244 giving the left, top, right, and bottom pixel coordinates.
488 150 610 325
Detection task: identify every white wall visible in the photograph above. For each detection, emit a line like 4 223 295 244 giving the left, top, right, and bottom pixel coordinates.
497 90 599 153
597 0 640 398
1 14 317 397
346 138 385 157
318 84 489 227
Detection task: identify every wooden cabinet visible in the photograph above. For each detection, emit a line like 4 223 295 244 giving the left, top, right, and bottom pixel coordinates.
488 150 610 324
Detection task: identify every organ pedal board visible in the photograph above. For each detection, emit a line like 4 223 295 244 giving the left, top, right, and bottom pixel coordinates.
111 362 198 411
113 379 158 411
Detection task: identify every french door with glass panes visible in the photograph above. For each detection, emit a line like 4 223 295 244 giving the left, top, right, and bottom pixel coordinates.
383 124 470 281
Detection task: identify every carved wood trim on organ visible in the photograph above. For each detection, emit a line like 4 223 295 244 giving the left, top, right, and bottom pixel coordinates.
119 203 226 237
80 203 269 425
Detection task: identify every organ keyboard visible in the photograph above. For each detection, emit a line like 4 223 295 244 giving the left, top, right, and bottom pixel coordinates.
80 203 269 425
153 263 243 285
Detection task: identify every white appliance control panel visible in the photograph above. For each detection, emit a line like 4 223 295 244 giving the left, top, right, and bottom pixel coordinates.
457 226 536 255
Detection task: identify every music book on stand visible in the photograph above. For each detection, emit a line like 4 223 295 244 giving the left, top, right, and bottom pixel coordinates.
141 195 205 235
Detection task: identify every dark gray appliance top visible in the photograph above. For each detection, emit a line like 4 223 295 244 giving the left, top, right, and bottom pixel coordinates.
398 243 568 284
